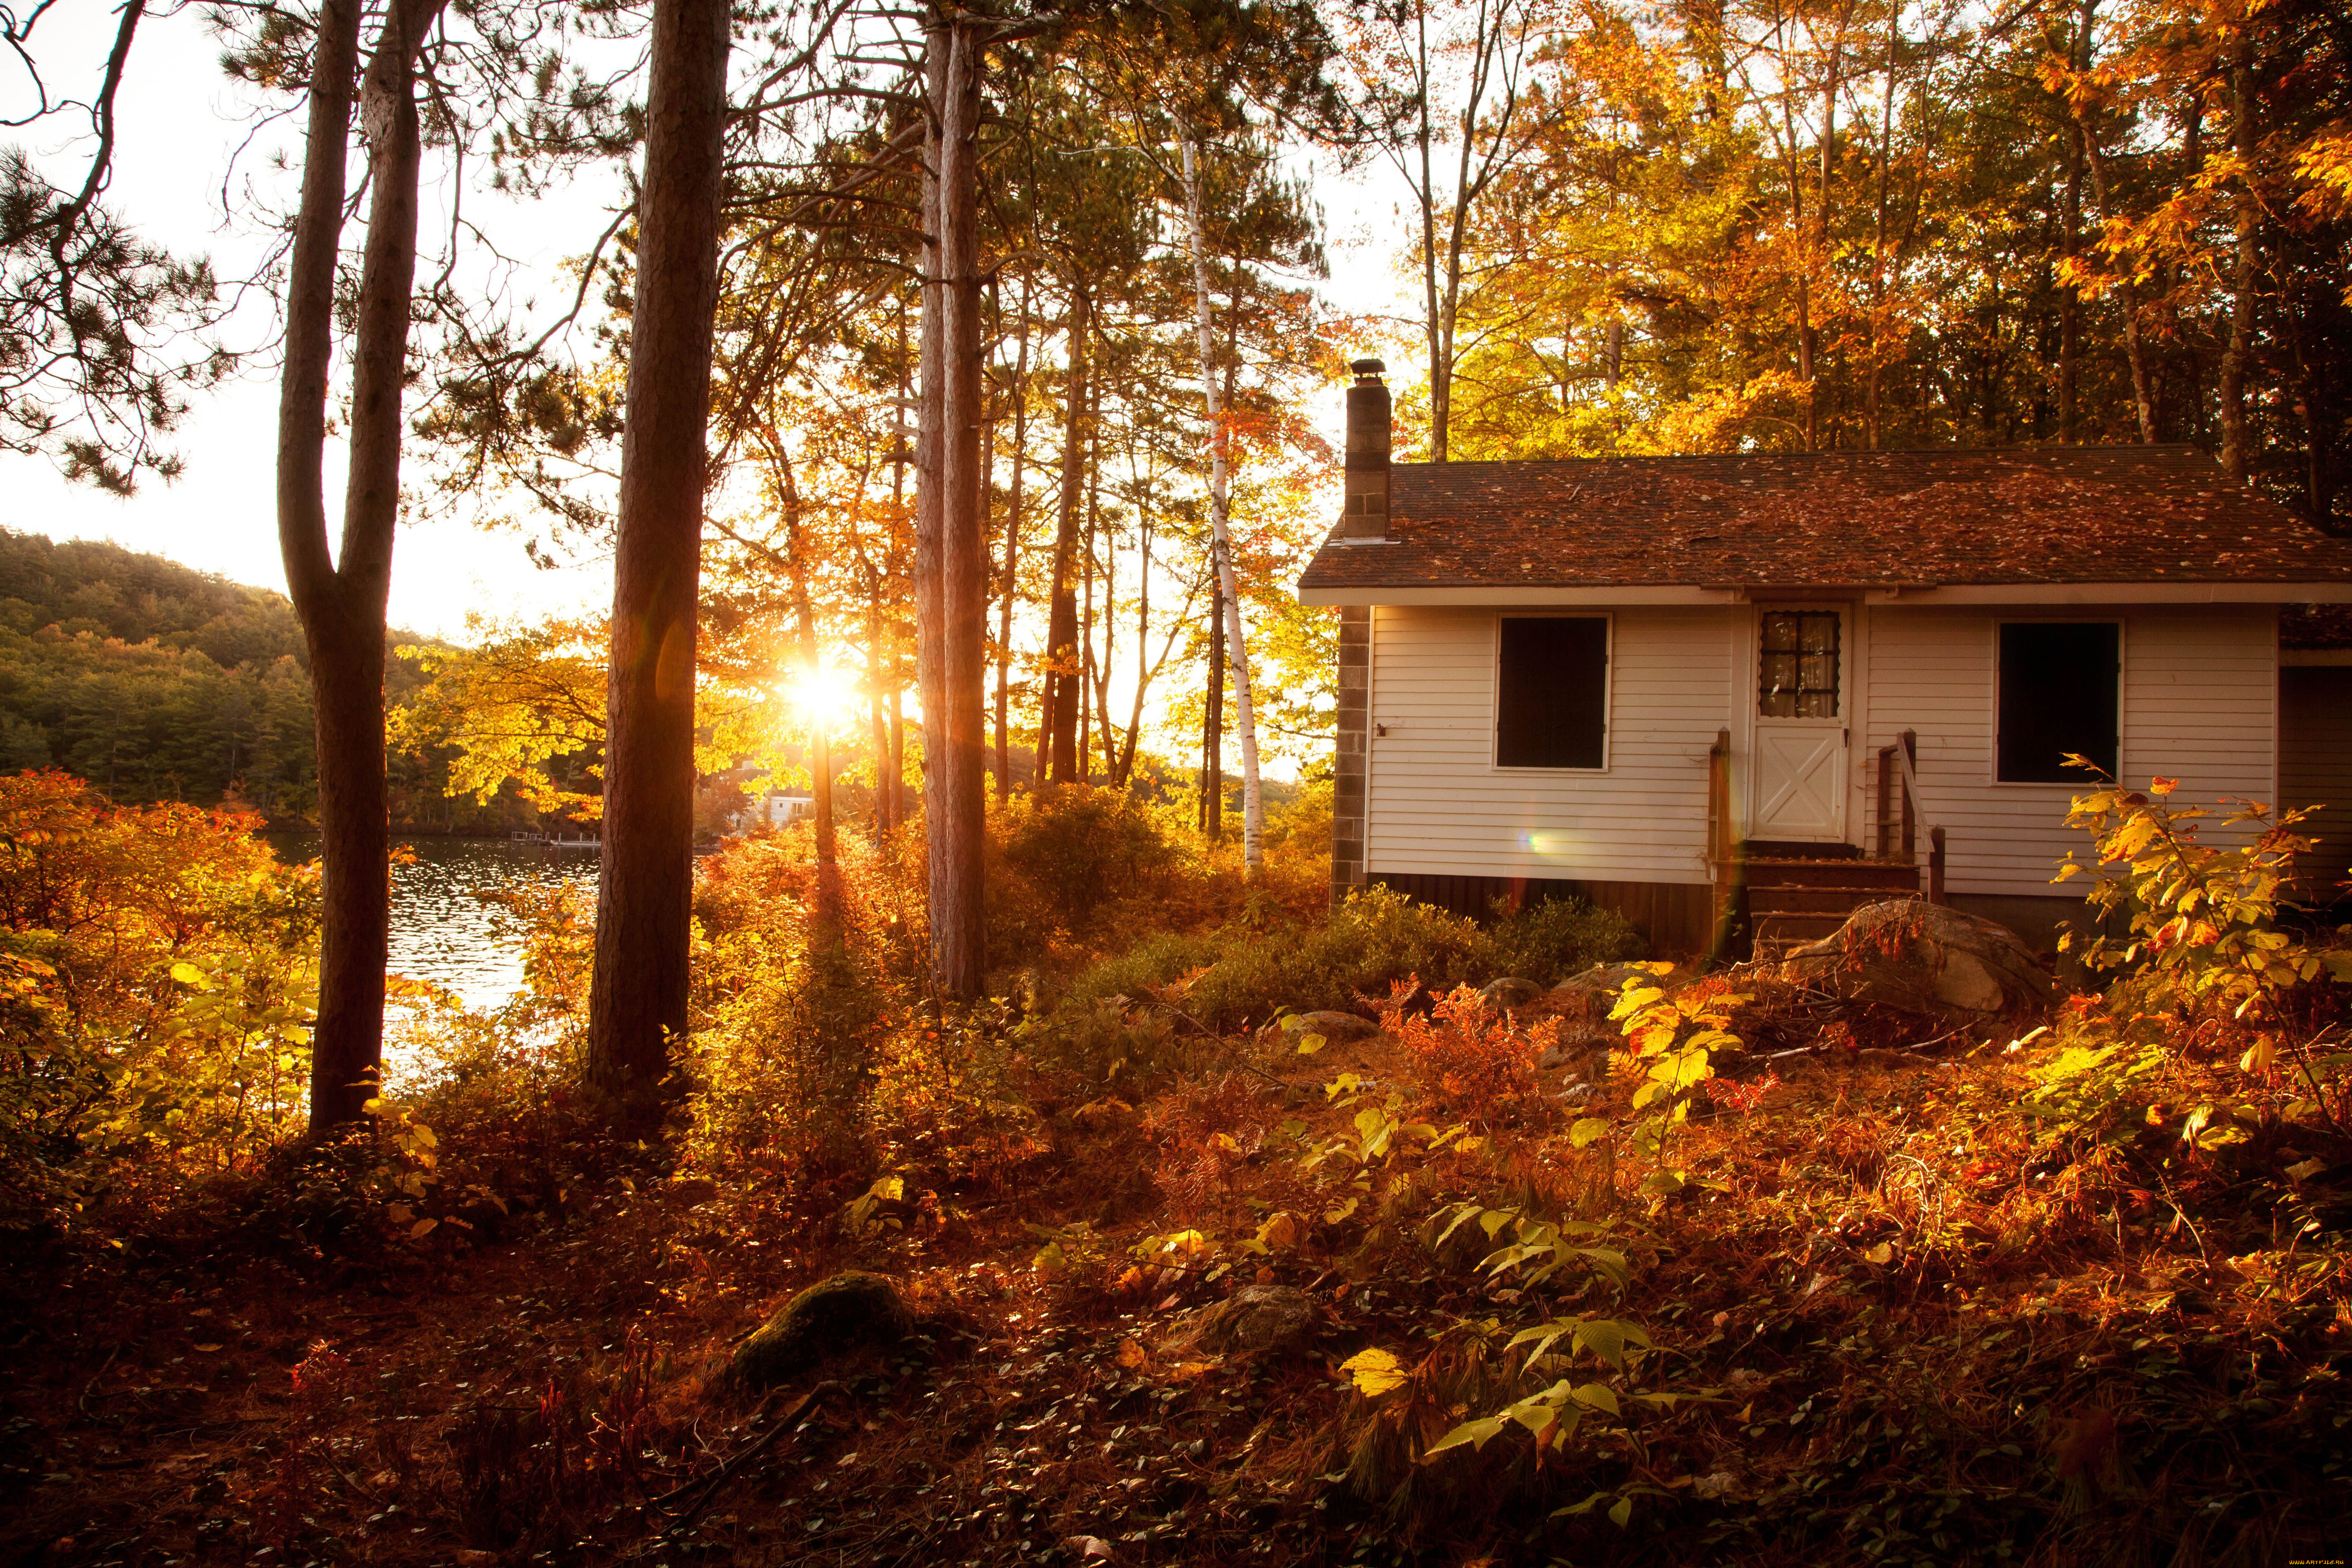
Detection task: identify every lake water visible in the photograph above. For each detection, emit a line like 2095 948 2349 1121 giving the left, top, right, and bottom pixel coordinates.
265 833 600 1011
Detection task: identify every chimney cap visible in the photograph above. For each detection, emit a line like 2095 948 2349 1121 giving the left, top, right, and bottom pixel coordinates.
1350 357 1386 379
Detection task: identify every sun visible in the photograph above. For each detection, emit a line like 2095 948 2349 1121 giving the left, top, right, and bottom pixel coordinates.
778 660 862 730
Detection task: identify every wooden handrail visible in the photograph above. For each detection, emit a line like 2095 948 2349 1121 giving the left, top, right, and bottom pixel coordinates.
1875 729 1948 903
1707 727 1732 868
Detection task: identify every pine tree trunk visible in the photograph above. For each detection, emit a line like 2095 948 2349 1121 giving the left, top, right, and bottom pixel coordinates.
995 284 1029 799
583 0 730 1127
915 12 986 999
277 0 442 1136
2219 33 2258 483
1041 284 1089 785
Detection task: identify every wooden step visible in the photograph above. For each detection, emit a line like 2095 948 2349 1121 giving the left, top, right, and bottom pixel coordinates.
1748 885 1921 915
1740 859 1921 891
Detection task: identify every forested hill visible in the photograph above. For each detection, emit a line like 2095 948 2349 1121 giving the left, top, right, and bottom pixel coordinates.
0 530 309 664
0 529 461 826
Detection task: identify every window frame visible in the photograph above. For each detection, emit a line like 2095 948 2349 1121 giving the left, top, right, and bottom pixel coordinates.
1490 611 1614 774
1988 616 2126 787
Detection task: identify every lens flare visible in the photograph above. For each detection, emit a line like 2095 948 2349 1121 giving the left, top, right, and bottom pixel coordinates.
779 662 861 730
1520 830 1579 859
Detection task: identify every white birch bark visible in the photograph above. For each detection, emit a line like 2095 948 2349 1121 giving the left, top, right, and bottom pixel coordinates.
1180 134 1262 875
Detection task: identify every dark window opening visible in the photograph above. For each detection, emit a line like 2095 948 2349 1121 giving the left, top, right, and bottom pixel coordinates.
1497 616 1608 769
1998 622 2120 782
1759 610 1841 718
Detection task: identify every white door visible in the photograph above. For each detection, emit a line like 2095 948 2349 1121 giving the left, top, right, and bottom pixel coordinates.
1748 606 1849 843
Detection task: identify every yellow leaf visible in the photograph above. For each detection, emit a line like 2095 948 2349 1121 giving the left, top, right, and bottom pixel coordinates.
1862 1242 1894 1266
1341 1347 1410 1397
409 1217 438 1239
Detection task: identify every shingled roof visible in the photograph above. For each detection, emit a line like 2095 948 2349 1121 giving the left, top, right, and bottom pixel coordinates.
1297 445 2352 595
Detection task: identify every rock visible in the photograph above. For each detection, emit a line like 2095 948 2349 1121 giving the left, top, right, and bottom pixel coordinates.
1185 1284 1316 1357
1479 976 1543 1010
728 1271 913 1391
1536 1044 1569 1070
1778 900 2052 1021
1295 1009 1375 1040
1552 962 1658 998
1072 1096 1135 1132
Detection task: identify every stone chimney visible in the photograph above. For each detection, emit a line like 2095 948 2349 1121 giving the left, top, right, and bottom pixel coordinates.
1341 358 1391 543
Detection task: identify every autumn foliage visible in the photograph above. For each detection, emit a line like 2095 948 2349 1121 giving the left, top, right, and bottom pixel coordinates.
0 770 318 1229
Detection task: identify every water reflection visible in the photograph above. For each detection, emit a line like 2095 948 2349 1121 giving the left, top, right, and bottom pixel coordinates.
264 833 598 1012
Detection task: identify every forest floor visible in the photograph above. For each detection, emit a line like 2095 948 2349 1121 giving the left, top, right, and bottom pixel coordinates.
5 984 2351 1568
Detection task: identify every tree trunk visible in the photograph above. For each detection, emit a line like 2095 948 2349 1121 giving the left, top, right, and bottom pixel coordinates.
584 0 730 1128
1041 282 1090 784
1202 576 1222 838
995 281 1029 799
1807 7 1852 451
773 454 838 914
1116 510 1149 788
2219 32 2258 483
2078 119 2156 442
277 0 442 1137
1866 5 1898 448
869 684 893 834
890 688 906 825
1416 2 1444 462
2058 163 2082 442
1180 136 1263 875
915 11 986 999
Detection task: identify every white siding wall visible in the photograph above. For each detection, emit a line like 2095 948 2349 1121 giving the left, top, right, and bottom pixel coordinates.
1364 605 1730 885
1859 604 2277 896
1365 601 2280 899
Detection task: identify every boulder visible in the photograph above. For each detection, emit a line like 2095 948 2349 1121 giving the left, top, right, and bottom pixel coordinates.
729 1271 913 1391
1182 1284 1316 1358
1552 962 1658 999
1294 1010 1376 1040
1478 976 1543 1011
1777 900 2051 1021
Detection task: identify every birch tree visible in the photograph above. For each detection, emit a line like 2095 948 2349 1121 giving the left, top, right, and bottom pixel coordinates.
1180 133 1264 876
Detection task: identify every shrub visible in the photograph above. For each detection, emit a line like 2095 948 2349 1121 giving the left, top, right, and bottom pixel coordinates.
0 771 319 1231
993 784 1177 926
1377 979 1553 1128
1060 885 1650 1039
1484 894 1644 984
2030 767 2352 1145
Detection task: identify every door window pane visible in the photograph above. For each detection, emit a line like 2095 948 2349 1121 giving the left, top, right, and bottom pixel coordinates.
1759 611 1840 719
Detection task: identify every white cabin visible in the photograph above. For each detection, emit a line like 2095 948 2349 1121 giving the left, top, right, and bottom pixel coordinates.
732 789 815 833
1300 361 2352 955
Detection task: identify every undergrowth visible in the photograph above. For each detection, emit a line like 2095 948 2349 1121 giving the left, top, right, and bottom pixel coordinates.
8 772 2352 1567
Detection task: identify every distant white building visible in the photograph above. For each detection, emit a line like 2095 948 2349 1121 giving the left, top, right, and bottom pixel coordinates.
731 789 815 833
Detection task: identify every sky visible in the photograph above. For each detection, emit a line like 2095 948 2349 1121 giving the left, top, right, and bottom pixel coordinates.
3 5 1417 648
